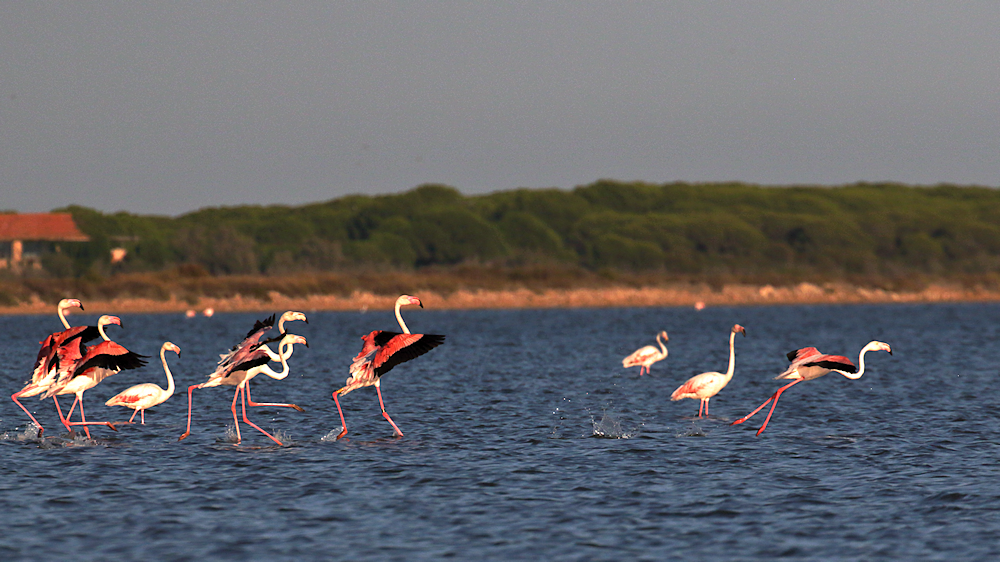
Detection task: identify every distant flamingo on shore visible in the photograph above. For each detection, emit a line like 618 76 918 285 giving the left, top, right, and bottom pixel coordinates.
622 331 669 376
333 295 445 440
731 341 892 435
671 324 746 417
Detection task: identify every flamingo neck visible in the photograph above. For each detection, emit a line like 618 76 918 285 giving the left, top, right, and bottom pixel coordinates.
57 304 72 330
657 334 667 356
259 340 294 380
98 322 111 341
161 347 176 397
395 300 410 334
724 331 737 380
844 347 870 380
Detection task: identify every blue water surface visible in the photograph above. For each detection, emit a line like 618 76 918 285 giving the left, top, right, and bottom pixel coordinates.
0 302 997 561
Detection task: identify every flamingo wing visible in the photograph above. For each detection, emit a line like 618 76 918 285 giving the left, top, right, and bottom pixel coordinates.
623 345 658 367
671 372 722 400
786 347 822 363
370 333 446 378
70 342 148 379
106 383 161 406
802 354 857 373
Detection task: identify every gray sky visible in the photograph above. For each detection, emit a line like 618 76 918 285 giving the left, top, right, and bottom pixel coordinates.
3 2 999 216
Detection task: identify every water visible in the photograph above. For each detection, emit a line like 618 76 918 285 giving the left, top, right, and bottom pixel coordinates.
1 302 998 561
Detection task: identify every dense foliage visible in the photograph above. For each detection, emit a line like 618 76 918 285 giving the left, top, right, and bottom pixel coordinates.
43 180 1000 280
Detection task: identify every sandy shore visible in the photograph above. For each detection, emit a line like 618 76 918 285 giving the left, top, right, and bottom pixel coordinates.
1 282 997 316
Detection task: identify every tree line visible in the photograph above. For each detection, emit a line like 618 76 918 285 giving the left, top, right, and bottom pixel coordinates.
46 180 1000 280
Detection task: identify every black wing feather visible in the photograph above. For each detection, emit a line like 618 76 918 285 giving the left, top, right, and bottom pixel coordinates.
374 334 446 378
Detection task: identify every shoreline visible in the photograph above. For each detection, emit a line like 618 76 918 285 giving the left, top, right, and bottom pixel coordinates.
1 282 997 315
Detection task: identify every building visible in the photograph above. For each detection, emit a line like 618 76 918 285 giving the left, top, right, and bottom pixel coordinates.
0 213 90 271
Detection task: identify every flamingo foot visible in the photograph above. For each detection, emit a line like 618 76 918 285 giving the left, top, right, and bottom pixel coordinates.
336 428 348 440
178 431 190 442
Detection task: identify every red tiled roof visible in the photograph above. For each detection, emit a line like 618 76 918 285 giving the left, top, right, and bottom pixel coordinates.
0 213 90 242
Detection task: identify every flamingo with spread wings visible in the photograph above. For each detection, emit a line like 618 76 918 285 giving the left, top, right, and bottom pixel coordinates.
731 341 892 435
332 295 445 440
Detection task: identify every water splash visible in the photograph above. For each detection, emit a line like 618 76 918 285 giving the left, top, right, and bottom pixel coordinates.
219 425 240 444
0 424 41 442
591 409 641 439
676 424 708 438
320 428 344 442
271 429 292 445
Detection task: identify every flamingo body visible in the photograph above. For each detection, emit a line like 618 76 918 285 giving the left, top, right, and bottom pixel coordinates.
622 331 668 376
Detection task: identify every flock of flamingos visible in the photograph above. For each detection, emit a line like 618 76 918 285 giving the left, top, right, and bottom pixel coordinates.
10 296 892 445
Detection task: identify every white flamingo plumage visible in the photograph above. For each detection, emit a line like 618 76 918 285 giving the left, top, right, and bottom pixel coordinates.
332 295 445 440
731 340 893 435
622 331 669 376
105 342 181 424
671 324 746 417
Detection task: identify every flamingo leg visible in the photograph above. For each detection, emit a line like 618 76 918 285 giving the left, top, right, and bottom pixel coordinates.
376 384 403 438
140 409 145 425
239 384 284 446
229 387 243 444
755 380 802 436
61 395 81 433
11 389 45 436
128 408 140 424
178 384 200 441
245 383 304 412
67 395 119 437
731 395 776 426
332 392 348 440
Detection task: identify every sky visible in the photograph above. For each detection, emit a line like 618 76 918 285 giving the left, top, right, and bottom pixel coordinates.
2 2 999 216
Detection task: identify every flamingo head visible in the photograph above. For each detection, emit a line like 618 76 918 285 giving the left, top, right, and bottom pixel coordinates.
282 310 309 325
163 342 181 356
865 341 892 355
99 315 123 329
282 334 309 348
659 330 669 342
733 324 747 337
397 295 423 309
59 298 84 312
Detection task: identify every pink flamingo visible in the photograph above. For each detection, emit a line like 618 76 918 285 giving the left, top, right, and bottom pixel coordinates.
333 295 445 440
178 311 307 442
671 324 746 417
622 331 668 376
105 342 180 424
43 315 147 439
731 340 893 435
11 298 87 435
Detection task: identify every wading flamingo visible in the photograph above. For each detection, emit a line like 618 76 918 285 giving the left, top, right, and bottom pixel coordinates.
731 340 893 435
226 333 308 445
43 315 147 439
105 342 181 424
11 298 87 435
177 312 306 441
332 295 445 440
622 331 669 376
671 324 746 417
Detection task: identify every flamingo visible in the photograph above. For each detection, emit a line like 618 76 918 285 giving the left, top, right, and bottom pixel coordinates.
671 324 746 417
332 294 445 440
177 311 307 442
11 298 87 435
43 315 147 439
622 331 669 376
226 333 308 445
731 340 893 435
105 342 181 424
